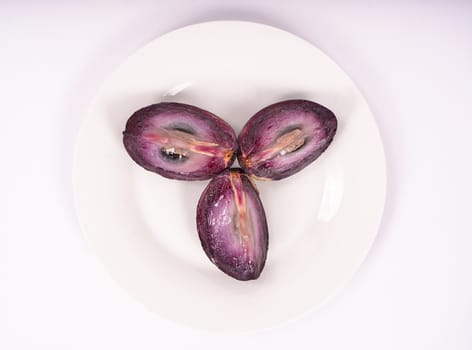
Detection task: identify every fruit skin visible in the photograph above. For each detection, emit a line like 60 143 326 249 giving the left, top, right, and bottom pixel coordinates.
123 102 238 181
196 169 269 281
238 99 338 180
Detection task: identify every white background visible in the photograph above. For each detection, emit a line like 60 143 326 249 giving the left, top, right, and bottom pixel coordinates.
2 1 471 349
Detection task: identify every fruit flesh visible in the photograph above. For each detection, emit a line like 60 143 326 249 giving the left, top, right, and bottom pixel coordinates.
196 169 269 281
238 99 337 180
123 103 238 180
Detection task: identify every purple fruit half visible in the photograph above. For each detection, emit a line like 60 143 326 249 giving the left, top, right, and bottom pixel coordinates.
196 169 269 281
123 102 238 180
238 99 337 180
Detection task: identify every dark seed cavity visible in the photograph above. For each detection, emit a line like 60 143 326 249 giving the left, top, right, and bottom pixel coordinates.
167 124 195 135
160 147 188 162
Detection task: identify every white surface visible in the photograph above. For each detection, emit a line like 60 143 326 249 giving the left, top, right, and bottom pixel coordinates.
73 21 386 331
2 0 471 348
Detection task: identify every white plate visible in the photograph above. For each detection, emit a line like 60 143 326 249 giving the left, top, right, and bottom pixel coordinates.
73 21 386 331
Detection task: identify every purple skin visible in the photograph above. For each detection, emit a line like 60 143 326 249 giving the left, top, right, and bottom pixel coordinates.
238 100 337 180
123 102 238 180
196 169 269 281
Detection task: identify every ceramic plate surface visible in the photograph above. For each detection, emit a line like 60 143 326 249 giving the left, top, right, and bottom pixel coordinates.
73 21 386 331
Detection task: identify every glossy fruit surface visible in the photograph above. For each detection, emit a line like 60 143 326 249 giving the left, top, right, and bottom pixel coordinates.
238 99 337 180
196 169 269 281
123 102 237 180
